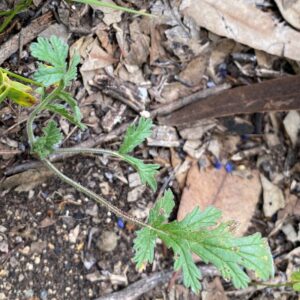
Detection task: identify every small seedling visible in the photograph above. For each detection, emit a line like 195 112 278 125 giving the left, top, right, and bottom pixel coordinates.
0 36 275 293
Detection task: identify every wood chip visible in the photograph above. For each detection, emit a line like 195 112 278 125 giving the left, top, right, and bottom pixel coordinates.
0 11 54 65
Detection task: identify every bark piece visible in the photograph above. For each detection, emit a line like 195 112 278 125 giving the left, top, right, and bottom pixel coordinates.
181 0 300 60
178 163 261 236
147 125 180 148
160 75 300 126
0 11 54 64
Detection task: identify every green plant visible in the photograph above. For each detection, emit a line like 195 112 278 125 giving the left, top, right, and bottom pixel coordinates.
0 36 274 294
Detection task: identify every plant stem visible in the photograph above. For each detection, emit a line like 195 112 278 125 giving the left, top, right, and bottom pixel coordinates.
0 68 44 87
55 147 123 159
26 82 63 146
251 281 292 288
43 158 152 229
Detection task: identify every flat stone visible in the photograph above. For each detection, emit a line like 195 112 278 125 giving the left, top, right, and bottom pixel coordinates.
147 126 180 148
127 186 146 203
128 173 142 188
97 231 118 252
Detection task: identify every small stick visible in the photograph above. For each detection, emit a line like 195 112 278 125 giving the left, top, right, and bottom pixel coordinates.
151 83 231 117
93 265 218 300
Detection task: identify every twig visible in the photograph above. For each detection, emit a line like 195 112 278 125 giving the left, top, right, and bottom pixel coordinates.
151 83 231 117
94 265 218 300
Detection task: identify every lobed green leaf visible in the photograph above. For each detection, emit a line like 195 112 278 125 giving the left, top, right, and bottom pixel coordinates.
32 120 62 159
30 36 80 87
133 190 274 294
133 228 156 270
30 36 68 69
122 155 159 191
46 103 85 130
119 117 153 154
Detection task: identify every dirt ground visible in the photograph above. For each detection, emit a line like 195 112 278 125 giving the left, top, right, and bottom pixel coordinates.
1 0 300 299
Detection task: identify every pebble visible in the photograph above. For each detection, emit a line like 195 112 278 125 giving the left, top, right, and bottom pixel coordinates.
86 271 105 283
34 256 41 265
97 231 118 252
20 246 30 256
68 225 80 244
26 263 34 271
0 226 7 233
0 241 8 254
128 173 142 188
0 293 6 300
127 186 146 202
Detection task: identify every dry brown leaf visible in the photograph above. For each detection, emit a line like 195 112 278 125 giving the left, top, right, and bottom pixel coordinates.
178 163 261 236
125 19 150 66
92 0 122 26
283 110 300 147
207 39 236 83
178 51 210 87
181 0 300 61
202 277 228 300
275 0 300 30
260 175 285 217
80 40 117 94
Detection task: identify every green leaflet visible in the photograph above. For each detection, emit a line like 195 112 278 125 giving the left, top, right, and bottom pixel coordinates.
122 155 159 191
133 228 156 270
119 117 153 154
46 103 85 130
133 190 274 294
30 36 80 87
57 91 84 127
32 120 62 159
117 117 159 191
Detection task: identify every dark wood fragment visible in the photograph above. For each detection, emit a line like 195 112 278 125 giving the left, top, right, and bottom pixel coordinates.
159 75 300 126
0 11 54 65
92 75 146 113
94 265 218 300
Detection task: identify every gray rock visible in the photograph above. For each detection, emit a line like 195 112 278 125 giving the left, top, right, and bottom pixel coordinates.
97 231 118 252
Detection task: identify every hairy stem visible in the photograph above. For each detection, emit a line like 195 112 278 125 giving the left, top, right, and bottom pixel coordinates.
0 68 44 87
26 81 63 146
251 281 292 288
43 158 152 229
55 147 123 159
